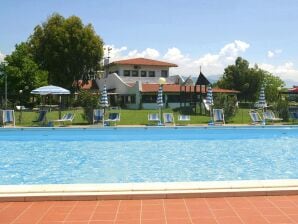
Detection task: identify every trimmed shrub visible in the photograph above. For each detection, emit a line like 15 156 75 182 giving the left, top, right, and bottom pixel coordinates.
213 94 238 121
75 90 99 123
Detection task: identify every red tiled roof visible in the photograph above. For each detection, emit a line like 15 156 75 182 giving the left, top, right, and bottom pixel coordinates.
288 87 298 93
110 58 178 67
141 84 240 94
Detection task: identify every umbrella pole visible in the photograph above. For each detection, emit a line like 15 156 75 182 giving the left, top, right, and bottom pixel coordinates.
159 107 161 126
262 108 266 125
59 95 62 119
210 105 213 125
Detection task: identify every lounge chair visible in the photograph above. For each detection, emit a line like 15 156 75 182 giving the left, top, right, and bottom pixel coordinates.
32 110 47 126
0 110 15 127
263 110 282 123
249 110 263 125
148 113 160 125
93 109 104 125
105 112 120 126
213 109 225 125
163 113 175 126
52 112 75 126
177 114 190 125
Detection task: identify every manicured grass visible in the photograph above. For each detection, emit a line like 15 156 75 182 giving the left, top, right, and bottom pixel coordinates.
14 108 255 126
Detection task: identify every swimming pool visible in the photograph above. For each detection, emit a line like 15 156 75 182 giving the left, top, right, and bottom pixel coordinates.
1 126 298 185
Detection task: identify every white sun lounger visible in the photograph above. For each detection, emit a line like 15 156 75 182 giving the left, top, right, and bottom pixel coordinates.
163 113 175 126
1 110 15 127
213 109 225 125
249 110 263 125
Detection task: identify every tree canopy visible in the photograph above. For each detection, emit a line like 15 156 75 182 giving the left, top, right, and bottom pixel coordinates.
216 57 284 103
29 13 104 90
0 43 48 103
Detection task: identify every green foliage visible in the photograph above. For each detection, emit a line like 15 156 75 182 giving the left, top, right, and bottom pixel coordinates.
216 57 262 101
263 72 285 103
213 94 238 121
0 43 48 104
216 57 285 103
29 13 104 90
76 90 99 123
274 98 289 121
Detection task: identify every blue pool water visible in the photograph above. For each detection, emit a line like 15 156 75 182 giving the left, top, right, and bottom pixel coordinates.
1 127 298 185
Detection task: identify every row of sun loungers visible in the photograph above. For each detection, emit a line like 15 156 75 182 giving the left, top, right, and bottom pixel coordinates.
93 109 120 126
249 110 283 124
0 108 226 127
3 108 287 127
0 109 75 127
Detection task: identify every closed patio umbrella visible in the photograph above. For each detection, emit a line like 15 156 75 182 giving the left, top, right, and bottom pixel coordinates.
100 84 109 113
256 86 267 108
255 86 267 125
156 85 163 125
206 85 214 124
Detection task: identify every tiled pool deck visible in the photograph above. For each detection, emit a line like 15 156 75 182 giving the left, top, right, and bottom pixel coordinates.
1 196 298 224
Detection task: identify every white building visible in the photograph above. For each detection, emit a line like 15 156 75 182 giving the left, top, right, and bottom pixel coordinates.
96 57 238 109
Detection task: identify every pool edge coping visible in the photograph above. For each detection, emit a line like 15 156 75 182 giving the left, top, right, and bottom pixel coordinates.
1 179 298 201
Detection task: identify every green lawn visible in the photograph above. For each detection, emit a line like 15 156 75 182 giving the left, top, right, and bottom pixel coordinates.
13 108 256 126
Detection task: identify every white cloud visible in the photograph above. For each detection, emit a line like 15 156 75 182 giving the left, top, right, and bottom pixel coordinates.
267 51 275 58
259 62 298 84
105 42 298 85
106 40 250 76
128 48 160 58
0 51 5 62
192 40 250 75
104 45 127 60
267 49 282 58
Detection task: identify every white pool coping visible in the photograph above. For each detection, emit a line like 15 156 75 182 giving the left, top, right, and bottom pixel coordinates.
1 179 298 201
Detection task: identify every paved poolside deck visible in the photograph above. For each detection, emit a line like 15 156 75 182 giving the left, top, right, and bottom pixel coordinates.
1 196 298 224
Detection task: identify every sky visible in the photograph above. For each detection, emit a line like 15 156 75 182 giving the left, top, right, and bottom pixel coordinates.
1 0 298 86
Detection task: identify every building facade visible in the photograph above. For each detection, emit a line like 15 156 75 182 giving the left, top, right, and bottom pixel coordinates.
96 57 239 109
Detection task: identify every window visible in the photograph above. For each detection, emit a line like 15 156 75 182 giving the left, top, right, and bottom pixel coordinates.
141 71 147 77
167 95 180 103
148 71 155 77
123 70 130 77
121 95 136 104
132 70 138 77
113 70 119 75
142 95 158 103
161 70 168 78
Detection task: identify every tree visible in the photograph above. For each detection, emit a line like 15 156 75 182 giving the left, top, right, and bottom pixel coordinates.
216 57 262 102
216 57 285 103
0 43 48 105
262 71 285 103
29 13 104 90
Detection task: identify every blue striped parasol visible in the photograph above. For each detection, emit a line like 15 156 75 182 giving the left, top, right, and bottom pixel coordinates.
256 86 267 108
100 85 109 108
206 85 214 124
156 85 164 125
206 85 214 107
156 85 163 108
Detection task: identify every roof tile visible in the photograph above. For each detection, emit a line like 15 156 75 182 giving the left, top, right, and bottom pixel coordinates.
110 58 178 67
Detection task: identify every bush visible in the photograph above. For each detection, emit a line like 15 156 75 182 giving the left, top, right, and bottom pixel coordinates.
75 90 99 123
213 94 238 121
274 98 289 121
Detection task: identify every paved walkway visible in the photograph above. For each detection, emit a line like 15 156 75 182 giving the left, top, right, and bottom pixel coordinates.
1 195 298 224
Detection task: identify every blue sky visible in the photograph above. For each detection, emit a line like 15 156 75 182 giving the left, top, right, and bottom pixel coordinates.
1 0 298 85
